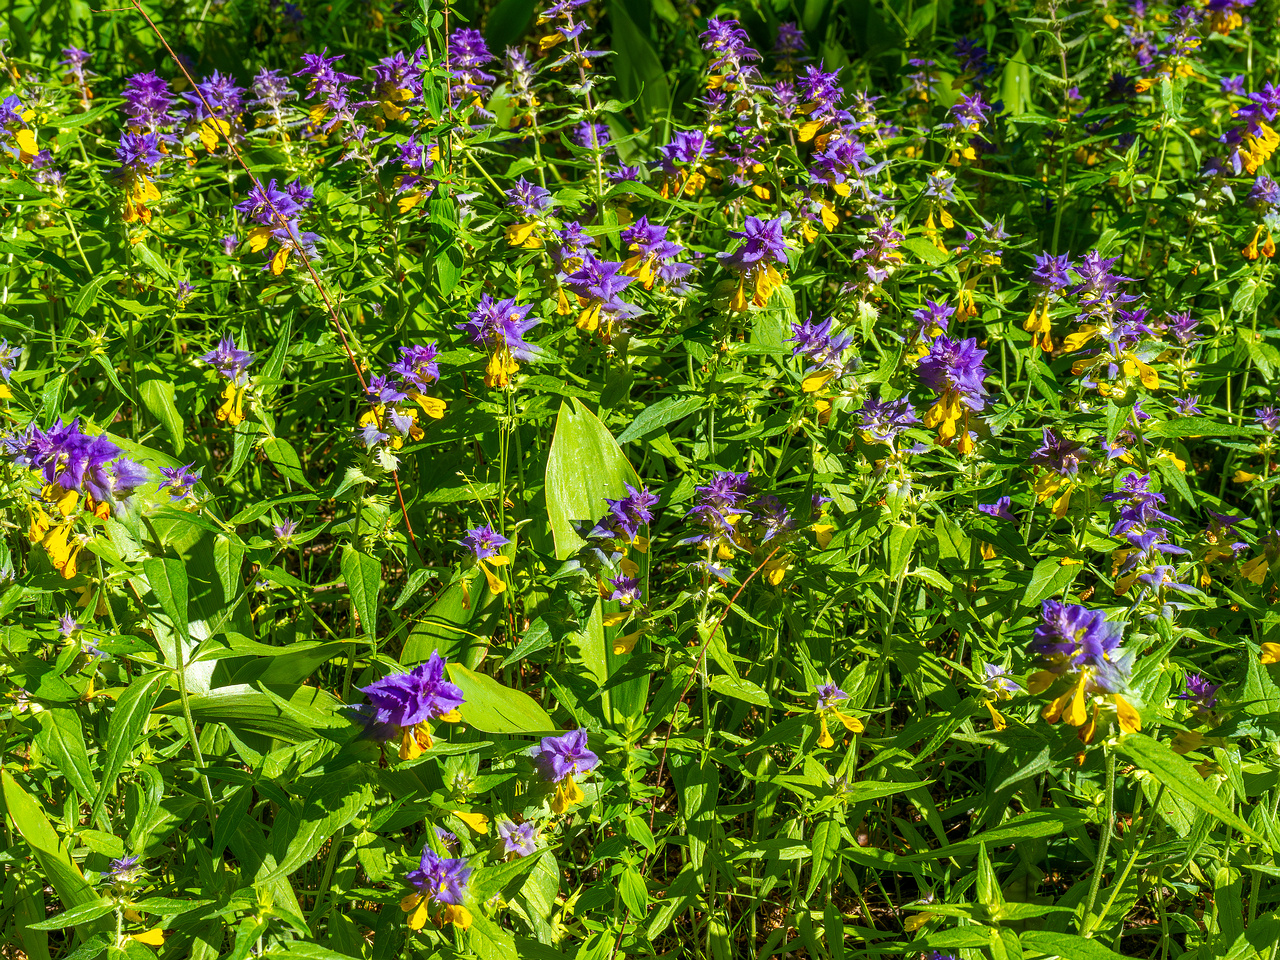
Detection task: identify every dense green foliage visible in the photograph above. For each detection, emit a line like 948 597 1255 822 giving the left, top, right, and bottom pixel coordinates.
2 0 1280 958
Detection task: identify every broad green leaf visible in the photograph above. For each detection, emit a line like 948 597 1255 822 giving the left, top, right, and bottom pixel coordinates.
615 394 704 444
34 707 97 806
1115 735 1260 840
1020 931 1134 959
27 900 115 930
341 546 382 643
446 663 556 733
138 368 185 456
89 674 161 825
142 556 190 639
1 771 103 923
545 399 640 559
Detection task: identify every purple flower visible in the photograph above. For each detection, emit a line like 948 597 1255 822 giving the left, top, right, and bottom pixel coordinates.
1030 252 1074 292
536 728 599 781
200 335 255 385
1167 311 1201 346
1030 427 1089 476
183 70 246 123
1173 395 1202 416
0 340 21 382
786 316 854 376
460 296 541 362
917 336 988 409
1176 674 1220 714
979 497 1017 522
857 394 919 445
58 614 80 637
448 28 496 110
463 524 510 561
273 518 299 544
157 463 202 502
107 855 142 883
235 178 305 225
1032 600 1125 672
589 484 659 542
686 471 752 544
608 575 640 605
115 132 164 172
359 652 466 730
497 819 538 857
1258 407 1280 433
388 344 440 392
506 177 554 219
718 215 790 271
121 72 174 131
774 22 806 61
981 663 1020 695
816 682 847 710
406 847 471 907
562 257 643 333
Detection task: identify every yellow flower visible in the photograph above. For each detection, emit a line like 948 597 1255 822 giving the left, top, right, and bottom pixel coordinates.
552 774 584 814
215 381 248 426
1024 299 1053 352
1261 642 1280 664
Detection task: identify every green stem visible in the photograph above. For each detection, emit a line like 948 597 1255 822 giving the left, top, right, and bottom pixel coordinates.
1081 748 1117 936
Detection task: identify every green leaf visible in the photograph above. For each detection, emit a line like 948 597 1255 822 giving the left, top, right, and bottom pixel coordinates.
446 663 556 734
608 2 671 125
1020 931 1135 959
152 684 348 743
1 771 103 922
806 815 843 898
262 437 312 489
142 557 190 639
27 900 115 931
138 367 184 456
1146 417 1252 439
341 547 381 643
265 775 371 879
1115 734 1260 840
708 674 773 707
1023 556 1078 606
34 707 98 806
545 399 640 560
615 395 704 444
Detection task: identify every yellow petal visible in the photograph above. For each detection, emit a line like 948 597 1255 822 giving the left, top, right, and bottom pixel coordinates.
1062 325 1098 352
1242 556 1269 585
802 370 837 393
798 120 824 142
15 128 38 156
438 709 462 723
407 899 431 930
479 560 506 594
1172 730 1203 754
400 892 423 914
1051 486 1073 519
505 221 540 247
1114 694 1141 734
816 715 835 748
248 225 273 252
813 524 834 549
834 709 863 733
552 775 584 814
603 611 629 627
984 701 1007 732
1261 642 1280 664
613 630 642 655
1026 670 1058 695
1062 679 1088 726
132 929 165 946
411 393 447 419
443 904 472 929
1234 470 1259 483
619 557 639 577
455 811 489 834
